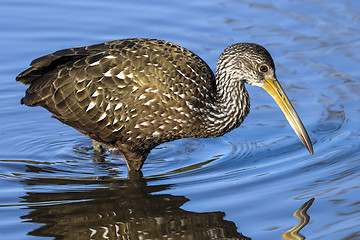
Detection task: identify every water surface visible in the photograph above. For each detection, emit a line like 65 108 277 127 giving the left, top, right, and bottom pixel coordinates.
0 0 360 239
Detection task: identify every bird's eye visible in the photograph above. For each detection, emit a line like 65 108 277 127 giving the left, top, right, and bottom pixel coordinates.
259 65 269 73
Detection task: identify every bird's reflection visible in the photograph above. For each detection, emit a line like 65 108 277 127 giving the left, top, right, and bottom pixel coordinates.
20 167 250 240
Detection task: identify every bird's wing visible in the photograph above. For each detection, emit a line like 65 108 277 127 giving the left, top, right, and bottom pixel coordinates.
16 39 216 143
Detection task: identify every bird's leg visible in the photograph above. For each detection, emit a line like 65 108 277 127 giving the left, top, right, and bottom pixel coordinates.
92 140 105 153
122 151 148 171
124 155 146 171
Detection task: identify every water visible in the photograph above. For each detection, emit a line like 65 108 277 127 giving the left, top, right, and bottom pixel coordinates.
1 0 360 239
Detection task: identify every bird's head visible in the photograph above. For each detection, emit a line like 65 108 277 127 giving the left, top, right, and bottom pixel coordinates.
218 43 313 154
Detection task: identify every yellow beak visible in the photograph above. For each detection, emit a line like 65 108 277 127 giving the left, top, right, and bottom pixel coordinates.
261 79 313 154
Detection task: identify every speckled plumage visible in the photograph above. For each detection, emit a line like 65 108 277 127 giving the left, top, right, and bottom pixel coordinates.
17 38 312 171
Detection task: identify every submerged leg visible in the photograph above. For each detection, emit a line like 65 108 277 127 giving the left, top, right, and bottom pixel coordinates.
127 168 144 179
92 140 105 153
91 140 106 163
97 141 149 171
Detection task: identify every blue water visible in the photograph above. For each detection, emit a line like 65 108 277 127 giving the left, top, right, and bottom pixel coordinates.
1 0 360 239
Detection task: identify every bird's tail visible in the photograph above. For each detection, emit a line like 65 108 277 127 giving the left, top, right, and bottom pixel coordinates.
16 66 52 107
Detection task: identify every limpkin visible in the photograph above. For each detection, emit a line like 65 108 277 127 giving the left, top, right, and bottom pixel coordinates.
16 38 313 171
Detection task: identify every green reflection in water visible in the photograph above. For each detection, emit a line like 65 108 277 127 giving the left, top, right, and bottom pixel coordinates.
282 198 315 240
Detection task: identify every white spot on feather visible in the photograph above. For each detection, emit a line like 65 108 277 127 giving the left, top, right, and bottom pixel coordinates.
140 122 149 126
144 99 156 106
89 60 100 66
77 88 85 94
91 90 99 97
104 55 116 59
104 69 112 77
105 103 110 111
113 125 123 132
145 88 158 93
186 63 199 75
97 112 107 122
89 228 97 238
114 103 123 110
176 69 186 78
186 102 194 110
116 71 125 79
163 93 170 99
132 86 138 92
152 131 160 137
86 101 96 112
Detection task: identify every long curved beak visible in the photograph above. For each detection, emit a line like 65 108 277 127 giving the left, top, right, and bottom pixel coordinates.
261 79 313 154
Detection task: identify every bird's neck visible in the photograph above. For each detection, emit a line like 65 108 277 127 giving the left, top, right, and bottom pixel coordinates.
203 70 250 137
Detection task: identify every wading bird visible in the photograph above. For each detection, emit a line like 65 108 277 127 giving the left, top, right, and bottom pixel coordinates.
17 38 313 171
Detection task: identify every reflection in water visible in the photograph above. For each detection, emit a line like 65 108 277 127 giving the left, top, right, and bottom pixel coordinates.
282 198 315 240
20 169 250 240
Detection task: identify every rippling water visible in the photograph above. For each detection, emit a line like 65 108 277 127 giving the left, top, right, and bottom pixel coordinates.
1 0 360 239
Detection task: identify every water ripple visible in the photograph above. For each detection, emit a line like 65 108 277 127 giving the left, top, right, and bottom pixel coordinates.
1 0 360 239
